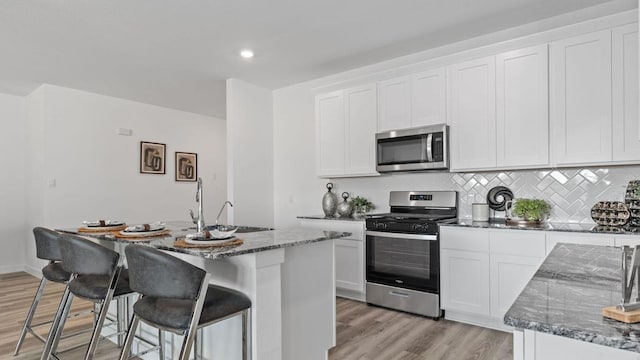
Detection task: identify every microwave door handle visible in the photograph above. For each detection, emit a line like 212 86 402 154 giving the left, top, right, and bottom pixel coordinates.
426 133 433 162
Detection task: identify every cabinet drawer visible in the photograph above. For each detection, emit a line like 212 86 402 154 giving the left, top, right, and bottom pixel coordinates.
298 219 364 240
440 227 489 252
490 230 546 257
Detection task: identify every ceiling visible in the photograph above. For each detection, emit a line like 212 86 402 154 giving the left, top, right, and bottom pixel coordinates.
0 0 635 119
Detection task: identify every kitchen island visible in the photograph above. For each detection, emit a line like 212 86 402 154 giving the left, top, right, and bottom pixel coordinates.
504 243 640 360
60 221 350 360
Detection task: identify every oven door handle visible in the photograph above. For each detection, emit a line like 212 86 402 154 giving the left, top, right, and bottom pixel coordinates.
366 231 437 241
426 133 433 162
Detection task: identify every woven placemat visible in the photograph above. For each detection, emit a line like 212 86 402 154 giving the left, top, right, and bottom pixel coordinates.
113 229 172 239
78 225 128 233
174 238 243 249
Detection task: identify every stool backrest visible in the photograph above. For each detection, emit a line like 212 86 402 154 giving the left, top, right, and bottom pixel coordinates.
59 233 120 276
34 227 63 261
125 245 206 300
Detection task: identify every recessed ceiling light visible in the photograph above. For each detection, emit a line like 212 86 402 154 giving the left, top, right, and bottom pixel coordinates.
240 49 254 59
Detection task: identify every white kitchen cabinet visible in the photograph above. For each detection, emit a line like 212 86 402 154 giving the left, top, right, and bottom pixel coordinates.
440 227 546 329
550 30 612 165
490 254 542 318
335 238 364 292
441 248 491 316
316 91 345 176
411 68 447 127
378 76 411 132
496 44 549 168
546 232 614 255
612 23 640 162
315 84 378 178
297 219 366 301
448 56 497 171
377 68 447 132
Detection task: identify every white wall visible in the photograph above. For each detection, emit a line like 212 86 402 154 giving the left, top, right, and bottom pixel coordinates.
226 79 274 228
273 9 640 228
22 84 226 274
0 93 26 273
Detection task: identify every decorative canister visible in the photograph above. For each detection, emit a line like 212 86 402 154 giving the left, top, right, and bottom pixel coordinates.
322 183 338 217
337 192 353 218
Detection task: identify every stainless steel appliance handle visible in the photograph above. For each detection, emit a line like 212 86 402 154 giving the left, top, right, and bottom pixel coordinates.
426 133 433 162
389 291 410 298
366 231 437 241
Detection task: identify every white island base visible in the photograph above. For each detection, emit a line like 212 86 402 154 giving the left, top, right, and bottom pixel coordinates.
128 239 335 360
513 329 640 360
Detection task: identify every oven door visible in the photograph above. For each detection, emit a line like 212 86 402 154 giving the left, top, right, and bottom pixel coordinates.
366 231 439 293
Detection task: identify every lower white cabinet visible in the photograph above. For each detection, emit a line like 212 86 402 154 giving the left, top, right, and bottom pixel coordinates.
440 227 546 329
335 238 364 292
298 219 366 301
441 249 491 315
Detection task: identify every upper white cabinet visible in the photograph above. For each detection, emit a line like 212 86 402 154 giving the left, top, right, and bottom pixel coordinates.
378 76 411 132
411 68 447 128
316 84 378 178
448 56 497 170
496 44 549 168
377 68 447 132
612 23 640 161
550 30 613 165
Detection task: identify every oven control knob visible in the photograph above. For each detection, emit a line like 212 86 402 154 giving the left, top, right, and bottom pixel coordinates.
376 222 387 230
412 224 426 232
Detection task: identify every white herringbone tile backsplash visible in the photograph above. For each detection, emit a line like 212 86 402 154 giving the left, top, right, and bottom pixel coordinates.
333 165 640 224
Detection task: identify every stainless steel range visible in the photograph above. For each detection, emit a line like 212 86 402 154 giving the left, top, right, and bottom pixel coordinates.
365 191 458 319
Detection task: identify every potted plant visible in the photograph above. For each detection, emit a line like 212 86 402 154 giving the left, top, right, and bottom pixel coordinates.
350 196 375 218
509 198 551 225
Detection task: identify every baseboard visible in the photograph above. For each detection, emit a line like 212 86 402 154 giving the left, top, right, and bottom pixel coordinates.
444 309 512 332
23 264 42 278
0 264 27 274
337 288 365 302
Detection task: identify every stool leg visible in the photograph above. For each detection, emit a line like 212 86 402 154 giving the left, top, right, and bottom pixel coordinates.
242 309 250 360
85 297 110 360
118 314 139 360
158 329 165 360
14 276 48 355
117 297 126 347
40 286 72 360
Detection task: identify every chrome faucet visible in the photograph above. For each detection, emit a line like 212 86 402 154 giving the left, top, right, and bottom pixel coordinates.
189 178 206 232
216 201 233 225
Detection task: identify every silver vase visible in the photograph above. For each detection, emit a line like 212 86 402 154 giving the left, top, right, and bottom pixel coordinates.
322 183 338 217
337 192 353 218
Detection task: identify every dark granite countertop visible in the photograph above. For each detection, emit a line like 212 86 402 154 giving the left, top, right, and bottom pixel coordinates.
504 243 640 353
58 221 350 260
297 215 367 222
443 220 640 236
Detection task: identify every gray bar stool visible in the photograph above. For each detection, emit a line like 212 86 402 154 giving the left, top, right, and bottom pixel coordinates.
120 245 252 360
40 233 134 360
14 227 73 355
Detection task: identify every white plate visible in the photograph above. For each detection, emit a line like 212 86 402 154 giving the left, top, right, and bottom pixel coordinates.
119 229 167 236
184 236 235 245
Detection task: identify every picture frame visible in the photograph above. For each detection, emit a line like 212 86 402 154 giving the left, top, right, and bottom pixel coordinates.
140 141 166 174
175 152 197 182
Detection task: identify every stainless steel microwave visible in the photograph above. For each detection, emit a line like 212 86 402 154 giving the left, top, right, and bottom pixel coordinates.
376 124 449 173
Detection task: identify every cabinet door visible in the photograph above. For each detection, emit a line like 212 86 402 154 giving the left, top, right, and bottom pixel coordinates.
345 84 378 176
411 68 446 127
496 44 549 168
612 24 640 162
316 91 345 177
550 30 612 165
490 254 543 318
378 77 411 132
448 56 497 170
335 238 365 292
441 249 491 315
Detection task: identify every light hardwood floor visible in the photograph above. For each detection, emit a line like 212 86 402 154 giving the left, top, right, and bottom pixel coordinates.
1 272 512 360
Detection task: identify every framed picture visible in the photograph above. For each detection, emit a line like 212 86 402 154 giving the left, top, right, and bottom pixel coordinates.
140 141 166 174
175 152 197 182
